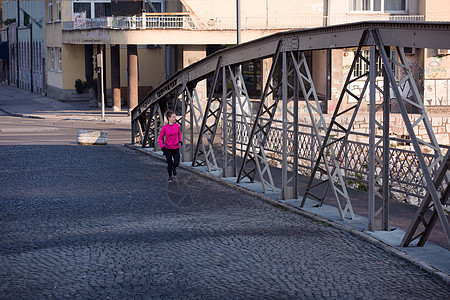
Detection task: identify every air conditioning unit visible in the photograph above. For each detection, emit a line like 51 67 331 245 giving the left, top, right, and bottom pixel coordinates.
404 47 415 55
438 49 450 55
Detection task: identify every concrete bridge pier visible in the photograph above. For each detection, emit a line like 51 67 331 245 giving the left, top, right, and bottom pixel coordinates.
111 45 121 112
128 45 138 111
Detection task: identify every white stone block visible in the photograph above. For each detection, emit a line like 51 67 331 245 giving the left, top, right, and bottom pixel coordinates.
77 130 108 145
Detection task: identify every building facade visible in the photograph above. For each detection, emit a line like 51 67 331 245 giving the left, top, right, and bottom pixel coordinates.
2 0 46 94
327 0 450 116
1 0 449 123
54 0 324 111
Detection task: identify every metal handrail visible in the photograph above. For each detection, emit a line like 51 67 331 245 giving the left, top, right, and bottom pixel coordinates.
231 117 448 201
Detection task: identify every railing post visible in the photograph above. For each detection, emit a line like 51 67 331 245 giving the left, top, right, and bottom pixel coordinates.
368 44 376 231
142 13 146 29
281 51 288 198
382 45 391 231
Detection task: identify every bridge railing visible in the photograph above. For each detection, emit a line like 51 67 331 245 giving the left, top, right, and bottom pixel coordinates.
230 117 448 202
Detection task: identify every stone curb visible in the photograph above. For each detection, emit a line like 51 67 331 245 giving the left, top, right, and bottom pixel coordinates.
0 107 45 119
126 143 450 285
0 106 130 123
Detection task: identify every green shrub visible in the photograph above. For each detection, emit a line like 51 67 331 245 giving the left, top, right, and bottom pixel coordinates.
75 79 85 94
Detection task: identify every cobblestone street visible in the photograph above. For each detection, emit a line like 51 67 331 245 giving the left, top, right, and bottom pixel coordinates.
1 145 449 299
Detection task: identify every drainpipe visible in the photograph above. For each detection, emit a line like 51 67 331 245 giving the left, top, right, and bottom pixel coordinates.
6 28 10 84
324 0 329 26
16 0 20 87
30 23 33 92
324 0 330 112
236 0 241 45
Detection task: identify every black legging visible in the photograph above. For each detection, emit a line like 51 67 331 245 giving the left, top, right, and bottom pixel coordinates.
164 148 180 177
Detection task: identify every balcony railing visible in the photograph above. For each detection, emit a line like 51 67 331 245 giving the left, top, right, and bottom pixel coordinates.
63 15 196 30
62 14 425 31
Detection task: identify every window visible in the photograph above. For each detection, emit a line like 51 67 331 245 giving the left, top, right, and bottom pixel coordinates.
242 60 262 98
48 0 54 22
48 47 55 71
56 47 62 72
353 49 397 77
351 0 380 11
146 1 164 13
73 2 91 19
95 2 112 18
349 0 407 12
56 0 62 21
353 50 382 77
385 0 406 11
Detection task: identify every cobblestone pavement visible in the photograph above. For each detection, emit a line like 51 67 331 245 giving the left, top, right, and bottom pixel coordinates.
1 145 449 299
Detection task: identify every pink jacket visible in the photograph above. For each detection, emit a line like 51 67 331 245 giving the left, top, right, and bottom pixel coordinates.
158 123 182 149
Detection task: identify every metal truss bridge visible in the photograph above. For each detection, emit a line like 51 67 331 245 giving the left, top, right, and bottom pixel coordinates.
131 21 450 248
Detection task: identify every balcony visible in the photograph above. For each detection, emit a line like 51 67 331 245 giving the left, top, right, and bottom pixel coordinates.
62 13 425 31
326 14 425 26
63 13 196 31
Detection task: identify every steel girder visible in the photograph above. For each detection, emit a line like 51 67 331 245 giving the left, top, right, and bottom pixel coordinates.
367 42 390 231
232 66 276 192
401 149 450 247
141 103 163 149
132 102 164 149
222 66 237 178
189 83 221 172
373 40 450 245
180 84 194 162
279 51 299 200
378 41 449 245
236 43 282 192
309 28 449 243
295 45 356 220
191 58 223 172
300 30 392 226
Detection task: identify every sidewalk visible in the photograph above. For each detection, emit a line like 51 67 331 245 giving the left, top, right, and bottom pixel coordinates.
0 85 130 123
1 84 449 284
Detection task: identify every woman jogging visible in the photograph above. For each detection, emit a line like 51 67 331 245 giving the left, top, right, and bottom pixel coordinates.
158 110 182 183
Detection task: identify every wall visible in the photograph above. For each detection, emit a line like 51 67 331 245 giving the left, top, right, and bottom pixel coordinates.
2 0 46 92
46 0 64 98
116 45 166 104
423 49 450 109
328 0 421 15
329 49 344 114
47 0 167 102
186 0 323 25
327 0 421 25
117 45 167 88
312 50 327 100
424 0 450 21
421 0 450 112
182 44 206 102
